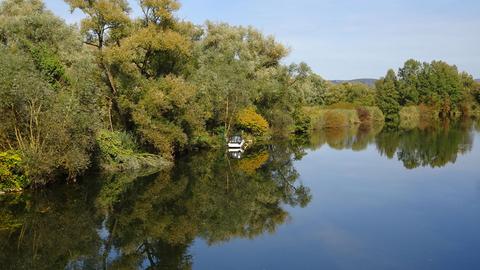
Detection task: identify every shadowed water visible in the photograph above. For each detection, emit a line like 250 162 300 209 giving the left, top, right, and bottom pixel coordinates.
1 120 480 269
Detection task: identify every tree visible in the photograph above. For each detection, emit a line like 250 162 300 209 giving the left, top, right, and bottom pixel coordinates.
417 61 464 116
189 22 289 137
324 82 375 106
65 0 131 128
398 59 421 105
287 62 328 105
376 69 400 123
0 0 102 184
236 107 269 136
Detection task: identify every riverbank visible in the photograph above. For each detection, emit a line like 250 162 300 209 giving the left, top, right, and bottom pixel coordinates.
1 120 479 269
2 110 480 194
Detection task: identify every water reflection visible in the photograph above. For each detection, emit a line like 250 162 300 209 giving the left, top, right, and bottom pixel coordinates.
376 121 474 169
0 140 311 269
0 120 478 269
302 120 476 169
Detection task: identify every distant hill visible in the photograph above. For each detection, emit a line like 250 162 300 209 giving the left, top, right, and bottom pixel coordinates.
330 78 377 87
476 79 480 83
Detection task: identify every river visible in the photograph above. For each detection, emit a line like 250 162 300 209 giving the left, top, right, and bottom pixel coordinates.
1 120 480 269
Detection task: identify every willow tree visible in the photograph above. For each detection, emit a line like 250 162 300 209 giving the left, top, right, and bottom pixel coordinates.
190 22 290 137
0 0 102 183
65 0 130 128
100 0 207 157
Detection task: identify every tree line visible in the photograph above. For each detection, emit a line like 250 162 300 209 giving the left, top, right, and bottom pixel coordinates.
1 0 479 190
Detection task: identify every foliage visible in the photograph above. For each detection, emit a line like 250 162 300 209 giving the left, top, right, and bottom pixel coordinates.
324 110 349 128
377 59 478 123
377 122 474 169
473 83 480 104
29 45 68 88
96 130 170 171
365 106 385 123
300 106 361 130
0 151 28 191
64 0 130 48
0 0 107 184
376 69 400 123
399 106 420 129
1 0 478 188
130 75 206 157
324 82 376 106
356 107 371 123
236 107 270 136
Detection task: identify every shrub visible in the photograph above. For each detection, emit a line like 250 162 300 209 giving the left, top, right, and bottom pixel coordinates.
0 151 28 192
268 109 295 137
96 130 170 172
365 107 385 123
326 102 356 110
300 106 360 130
293 110 311 134
301 106 326 130
236 107 270 136
418 104 439 122
356 107 371 123
399 106 420 129
324 110 348 127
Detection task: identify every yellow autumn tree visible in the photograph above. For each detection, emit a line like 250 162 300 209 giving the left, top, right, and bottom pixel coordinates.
236 107 269 136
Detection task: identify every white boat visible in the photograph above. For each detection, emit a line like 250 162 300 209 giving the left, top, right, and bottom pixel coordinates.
228 148 244 159
227 136 245 149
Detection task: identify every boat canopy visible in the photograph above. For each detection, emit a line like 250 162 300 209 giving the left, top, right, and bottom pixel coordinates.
228 136 243 143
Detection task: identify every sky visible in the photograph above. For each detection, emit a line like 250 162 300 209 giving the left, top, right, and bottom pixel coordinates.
45 0 480 80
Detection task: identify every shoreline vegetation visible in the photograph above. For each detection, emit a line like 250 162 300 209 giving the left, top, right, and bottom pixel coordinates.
1 0 480 192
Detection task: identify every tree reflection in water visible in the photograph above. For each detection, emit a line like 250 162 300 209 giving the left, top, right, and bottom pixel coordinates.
376 120 475 169
0 139 311 269
0 120 477 269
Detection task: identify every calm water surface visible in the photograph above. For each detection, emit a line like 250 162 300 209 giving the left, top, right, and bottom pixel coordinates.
1 121 480 269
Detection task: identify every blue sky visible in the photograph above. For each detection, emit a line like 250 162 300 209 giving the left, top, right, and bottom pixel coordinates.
46 0 480 79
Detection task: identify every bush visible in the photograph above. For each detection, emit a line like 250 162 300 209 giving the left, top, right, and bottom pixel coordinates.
326 102 357 109
0 151 28 192
356 107 371 123
293 110 311 134
300 106 360 130
301 106 326 130
365 107 385 123
268 109 295 137
324 110 348 127
399 106 420 129
236 107 270 136
399 105 439 129
96 130 170 172
418 104 439 122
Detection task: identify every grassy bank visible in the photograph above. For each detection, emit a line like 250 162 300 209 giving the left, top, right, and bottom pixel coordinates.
0 131 172 193
298 105 384 132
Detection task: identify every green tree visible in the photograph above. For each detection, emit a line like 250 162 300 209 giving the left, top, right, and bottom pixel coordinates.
65 0 131 128
398 59 421 105
376 69 400 123
0 0 102 184
417 61 464 116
